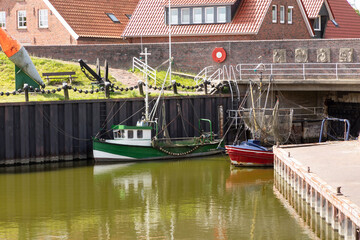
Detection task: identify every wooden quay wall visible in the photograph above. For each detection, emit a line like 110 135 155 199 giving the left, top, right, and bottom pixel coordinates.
274 142 360 239
0 95 231 165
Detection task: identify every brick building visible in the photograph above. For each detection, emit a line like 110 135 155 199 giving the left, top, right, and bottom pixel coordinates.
0 0 138 45
123 0 360 43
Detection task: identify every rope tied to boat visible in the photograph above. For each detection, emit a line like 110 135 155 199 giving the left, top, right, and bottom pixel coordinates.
157 145 200 156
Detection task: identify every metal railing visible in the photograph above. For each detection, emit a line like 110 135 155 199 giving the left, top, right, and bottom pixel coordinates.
132 57 157 84
233 63 360 81
194 66 213 84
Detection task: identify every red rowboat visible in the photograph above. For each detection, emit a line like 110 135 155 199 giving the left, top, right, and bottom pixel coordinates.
225 140 274 167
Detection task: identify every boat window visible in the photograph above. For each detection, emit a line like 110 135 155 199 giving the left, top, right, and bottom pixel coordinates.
120 130 125 138
114 131 119 139
137 130 143 139
128 130 134 139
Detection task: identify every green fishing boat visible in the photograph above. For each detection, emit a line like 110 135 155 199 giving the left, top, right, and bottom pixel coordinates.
92 48 223 162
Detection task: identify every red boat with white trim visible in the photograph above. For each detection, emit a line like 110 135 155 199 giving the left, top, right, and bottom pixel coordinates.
225 140 274 167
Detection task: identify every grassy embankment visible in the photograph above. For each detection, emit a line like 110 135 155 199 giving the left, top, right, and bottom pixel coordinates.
0 53 196 102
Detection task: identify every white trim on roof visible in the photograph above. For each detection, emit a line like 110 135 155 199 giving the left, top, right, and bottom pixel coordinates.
42 0 79 40
255 0 272 34
296 0 315 37
324 0 334 20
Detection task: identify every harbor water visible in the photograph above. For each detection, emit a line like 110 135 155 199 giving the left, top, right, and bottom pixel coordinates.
0 156 339 239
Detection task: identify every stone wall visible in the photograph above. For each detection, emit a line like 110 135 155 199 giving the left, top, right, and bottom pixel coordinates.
26 38 360 74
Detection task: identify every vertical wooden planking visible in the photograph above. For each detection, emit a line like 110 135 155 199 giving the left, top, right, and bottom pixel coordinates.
72 103 79 158
78 103 87 158
50 104 59 160
20 105 30 163
92 102 100 136
86 103 93 157
13 106 21 162
0 107 5 160
64 103 73 159
28 105 36 160
168 99 177 138
57 104 65 158
4 106 14 163
35 104 44 161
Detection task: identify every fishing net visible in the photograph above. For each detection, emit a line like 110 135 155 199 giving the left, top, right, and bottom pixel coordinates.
241 100 294 145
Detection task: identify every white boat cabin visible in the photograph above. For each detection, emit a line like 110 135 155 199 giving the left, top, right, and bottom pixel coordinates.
107 125 153 146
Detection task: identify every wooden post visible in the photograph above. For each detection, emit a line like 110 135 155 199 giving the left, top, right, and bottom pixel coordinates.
104 60 109 82
204 80 208 95
138 80 144 96
105 81 110 99
63 82 69 100
172 80 178 94
24 83 29 102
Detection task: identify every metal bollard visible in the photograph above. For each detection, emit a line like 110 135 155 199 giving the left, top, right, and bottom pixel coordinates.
105 81 110 99
63 82 69 100
138 80 144 96
172 80 178 94
23 83 29 102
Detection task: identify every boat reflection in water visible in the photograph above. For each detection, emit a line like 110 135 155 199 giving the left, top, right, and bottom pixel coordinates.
0 157 318 239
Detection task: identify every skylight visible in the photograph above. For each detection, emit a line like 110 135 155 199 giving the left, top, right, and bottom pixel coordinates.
106 13 120 23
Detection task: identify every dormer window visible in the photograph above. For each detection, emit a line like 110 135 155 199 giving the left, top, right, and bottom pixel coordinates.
217 7 226 23
170 8 178 24
181 8 190 24
205 7 214 23
193 8 202 23
167 6 229 25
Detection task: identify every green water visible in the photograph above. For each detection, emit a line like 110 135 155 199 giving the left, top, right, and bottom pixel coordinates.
0 156 314 240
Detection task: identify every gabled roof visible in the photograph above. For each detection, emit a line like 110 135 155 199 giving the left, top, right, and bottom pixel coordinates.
43 0 138 40
123 0 272 37
324 0 360 38
165 0 237 6
301 0 324 19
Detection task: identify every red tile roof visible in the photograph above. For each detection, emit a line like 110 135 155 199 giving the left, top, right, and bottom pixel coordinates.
165 0 237 6
123 0 271 37
301 0 324 19
324 0 360 38
48 0 138 39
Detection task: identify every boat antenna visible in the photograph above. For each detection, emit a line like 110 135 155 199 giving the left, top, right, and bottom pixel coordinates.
140 48 151 121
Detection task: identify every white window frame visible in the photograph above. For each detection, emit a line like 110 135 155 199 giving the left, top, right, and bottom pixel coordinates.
205 7 214 23
280 5 285 24
181 8 190 24
170 8 178 25
18 10 27 29
287 6 293 24
217 6 226 23
193 7 202 24
0 11 5 29
272 5 277 23
314 15 321 31
38 9 48 28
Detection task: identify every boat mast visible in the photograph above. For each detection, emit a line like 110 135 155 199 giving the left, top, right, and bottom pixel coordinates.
141 48 151 121
169 0 172 83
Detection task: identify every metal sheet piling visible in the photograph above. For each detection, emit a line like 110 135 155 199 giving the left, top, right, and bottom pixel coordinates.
274 143 360 239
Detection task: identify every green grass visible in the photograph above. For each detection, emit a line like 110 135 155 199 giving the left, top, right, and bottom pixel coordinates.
0 53 199 102
130 68 197 92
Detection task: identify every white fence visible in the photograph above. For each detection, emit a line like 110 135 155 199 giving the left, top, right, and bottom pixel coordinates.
132 57 157 84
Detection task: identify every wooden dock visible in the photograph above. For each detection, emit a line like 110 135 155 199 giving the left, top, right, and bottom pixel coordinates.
274 140 360 239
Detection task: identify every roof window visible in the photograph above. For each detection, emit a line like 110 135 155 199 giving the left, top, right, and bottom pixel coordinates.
106 13 120 23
